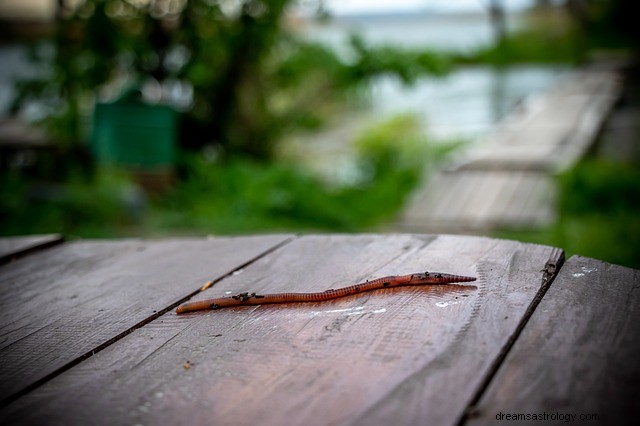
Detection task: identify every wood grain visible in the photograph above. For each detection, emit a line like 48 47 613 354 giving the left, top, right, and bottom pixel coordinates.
0 234 63 265
399 171 557 233
0 235 292 405
466 255 640 425
0 234 559 426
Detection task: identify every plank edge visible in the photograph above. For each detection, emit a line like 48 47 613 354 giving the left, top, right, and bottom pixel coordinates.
456 246 566 425
0 234 65 267
0 234 296 409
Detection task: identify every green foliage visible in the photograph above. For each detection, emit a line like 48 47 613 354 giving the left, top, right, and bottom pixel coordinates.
5 1 458 238
1 115 435 236
267 37 450 135
570 0 640 50
273 41 346 89
496 160 640 269
13 0 297 156
0 170 142 237
12 0 453 161
465 28 585 65
559 160 640 215
460 10 585 65
347 35 451 84
461 3 640 66
355 115 429 180
152 115 430 233
554 160 640 269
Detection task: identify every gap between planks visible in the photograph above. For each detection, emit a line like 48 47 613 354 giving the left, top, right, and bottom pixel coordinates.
456 246 566 425
0 235 296 408
0 234 65 267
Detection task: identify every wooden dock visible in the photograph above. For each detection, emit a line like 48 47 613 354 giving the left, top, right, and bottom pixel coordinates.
397 67 622 233
1 233 639 425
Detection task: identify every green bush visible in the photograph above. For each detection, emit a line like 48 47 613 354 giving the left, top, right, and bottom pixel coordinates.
461 26 584 65
151 115 431 234
497 160 640 269
0 114 446 237
555 161 640 268
0 170 141 237
559 160 640 215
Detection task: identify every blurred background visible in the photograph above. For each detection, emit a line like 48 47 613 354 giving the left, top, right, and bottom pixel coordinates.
0 0 638 268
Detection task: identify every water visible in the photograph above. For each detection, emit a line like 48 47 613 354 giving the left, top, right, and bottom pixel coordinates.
281 12 570 182
304 13 500 54
299 13 569 141
370 65 568 141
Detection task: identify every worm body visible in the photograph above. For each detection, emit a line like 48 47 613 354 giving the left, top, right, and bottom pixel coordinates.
176 271 476 314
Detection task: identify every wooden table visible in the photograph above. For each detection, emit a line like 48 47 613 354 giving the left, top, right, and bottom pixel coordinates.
0 234 638 425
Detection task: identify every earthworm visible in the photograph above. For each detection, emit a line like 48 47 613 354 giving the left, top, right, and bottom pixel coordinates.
176 271 476 314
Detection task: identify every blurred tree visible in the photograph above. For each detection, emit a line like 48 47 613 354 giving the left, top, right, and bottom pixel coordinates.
478 0 506 46
565 0 589 28
180 0 291 158
12 0 449 161
488 0 506 45
565 0 640 48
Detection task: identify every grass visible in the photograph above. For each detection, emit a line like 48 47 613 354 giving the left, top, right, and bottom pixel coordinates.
149 116 434 234
496 160 640 270
0 169 142 238
149 156 412 233
1 115 444 237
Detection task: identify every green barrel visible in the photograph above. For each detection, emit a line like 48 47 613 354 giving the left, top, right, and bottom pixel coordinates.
91 97 177 170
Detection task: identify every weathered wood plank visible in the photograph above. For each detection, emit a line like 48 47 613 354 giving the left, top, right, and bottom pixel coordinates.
466 256 640 425
0 235 561 426
443 172 486 223
429 173 468 221
396 68 621 233
400 170 556 233
505 173 544 227
464 172 510 227
450 171 493 224
477 172 526 228
517 174 556 227
0 234 63 265
519 94 592 131
0 235 292 405
456 143 559 172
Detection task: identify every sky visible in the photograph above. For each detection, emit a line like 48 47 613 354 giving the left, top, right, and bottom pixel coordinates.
325 0 537 15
